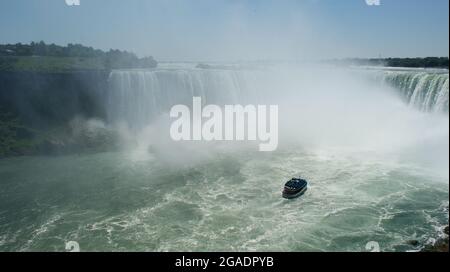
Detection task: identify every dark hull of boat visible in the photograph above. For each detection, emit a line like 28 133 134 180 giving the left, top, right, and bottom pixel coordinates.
282 186 307 199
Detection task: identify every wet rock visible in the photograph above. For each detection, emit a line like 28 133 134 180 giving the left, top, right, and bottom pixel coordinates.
421 225 449 252
421 239 449 252
407 240 420 247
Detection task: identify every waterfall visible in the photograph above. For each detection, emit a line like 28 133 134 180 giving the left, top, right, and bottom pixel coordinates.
105 67 449 131
106 68 268 130
380 71 449 113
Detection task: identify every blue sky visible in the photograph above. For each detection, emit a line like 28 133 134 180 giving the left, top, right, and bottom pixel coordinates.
0 0 448 61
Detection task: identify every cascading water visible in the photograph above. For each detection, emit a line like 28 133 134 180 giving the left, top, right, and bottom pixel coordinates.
104 66 450 155
106 68 266 130
107 67 449 134
1 64 447 252
379 70 449 113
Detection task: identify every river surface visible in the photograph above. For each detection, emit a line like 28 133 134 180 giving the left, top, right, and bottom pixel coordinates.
0 65 448 251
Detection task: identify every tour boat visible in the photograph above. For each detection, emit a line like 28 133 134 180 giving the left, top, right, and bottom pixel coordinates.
282 178 308 199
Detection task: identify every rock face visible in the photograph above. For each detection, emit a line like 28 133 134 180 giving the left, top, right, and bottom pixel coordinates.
407 240 420 247
421 239 449 252
421 225 449 252
0 71 116 157
0 71 110 129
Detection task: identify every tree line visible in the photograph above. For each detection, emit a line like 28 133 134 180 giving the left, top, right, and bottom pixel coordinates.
0 41 157 70
330 57 449 69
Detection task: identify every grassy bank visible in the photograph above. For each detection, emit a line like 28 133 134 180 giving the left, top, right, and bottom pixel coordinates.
0 42 157 72
0 108 44 156
0 107 118 158
0 56 106 72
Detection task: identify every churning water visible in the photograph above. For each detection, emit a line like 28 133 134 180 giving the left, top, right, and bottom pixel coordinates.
0 64 448 251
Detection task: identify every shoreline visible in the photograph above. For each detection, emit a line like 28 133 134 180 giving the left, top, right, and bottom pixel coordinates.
421 226 449 252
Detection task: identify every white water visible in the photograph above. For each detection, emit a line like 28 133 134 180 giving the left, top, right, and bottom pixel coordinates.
107 66 449 126
105 65 449 176
0 64 448 252
378 70 449 113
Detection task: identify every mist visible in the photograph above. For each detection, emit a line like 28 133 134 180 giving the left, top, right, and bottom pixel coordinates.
0 0 449 253
104 65 448 180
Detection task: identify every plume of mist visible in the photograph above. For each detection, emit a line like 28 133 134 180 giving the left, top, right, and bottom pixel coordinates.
108 65 448 179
